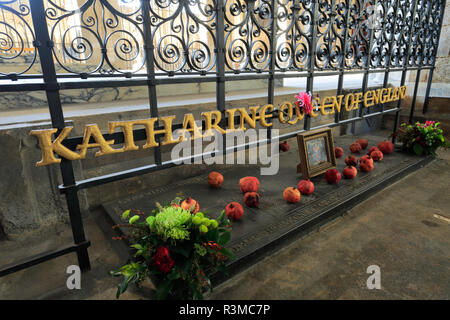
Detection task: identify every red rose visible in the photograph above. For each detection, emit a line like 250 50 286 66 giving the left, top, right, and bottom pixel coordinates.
153 246 175 273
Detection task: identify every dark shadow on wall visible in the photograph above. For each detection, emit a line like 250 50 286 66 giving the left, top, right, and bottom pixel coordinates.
0 212 6 241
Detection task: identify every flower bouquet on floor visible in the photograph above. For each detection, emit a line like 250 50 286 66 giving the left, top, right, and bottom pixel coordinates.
397 121 449 156
110 196 234 300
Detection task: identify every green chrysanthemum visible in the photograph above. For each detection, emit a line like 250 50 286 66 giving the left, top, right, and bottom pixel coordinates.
153 206 192 241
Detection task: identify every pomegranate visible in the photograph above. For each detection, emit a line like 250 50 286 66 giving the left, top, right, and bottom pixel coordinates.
225 202 244 220
279 141 290 152
368 146 379 155
370 150 383 161
342 166 358 179
349 142 362 154
356 138 368 149
324 169 341 184
297 179 314 195
239 176 260 193
345 155 358 166
283 187 301 203
378 140 394 154
334 147 344 158
243 192 260 207
359 157 374 172
180 197 200 214
207 171 224 188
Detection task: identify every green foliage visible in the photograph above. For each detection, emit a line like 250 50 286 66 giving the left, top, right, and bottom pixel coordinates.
110 201 233 300
398 121 449 156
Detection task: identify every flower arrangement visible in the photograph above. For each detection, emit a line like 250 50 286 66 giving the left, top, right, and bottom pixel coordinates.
110 197 233 300
294 91 313 115
397 121 449 156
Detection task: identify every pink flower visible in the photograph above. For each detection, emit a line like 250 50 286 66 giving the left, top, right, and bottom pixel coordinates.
294 92 313 115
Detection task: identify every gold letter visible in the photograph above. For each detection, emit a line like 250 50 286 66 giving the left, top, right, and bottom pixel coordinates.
259 104 274 127
345 93 355 111
137 116 182 148
202 111 226 137
399 85 408 99
108 121 139 152
76 124 120 158
30 127 82 166
182 113 203 140
364 90 374 108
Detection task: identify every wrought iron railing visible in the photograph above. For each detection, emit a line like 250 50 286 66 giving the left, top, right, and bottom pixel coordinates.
0 0 445 278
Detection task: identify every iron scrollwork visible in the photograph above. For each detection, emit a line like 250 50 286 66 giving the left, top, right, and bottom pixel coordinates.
0 0 36 77
0 0 446 78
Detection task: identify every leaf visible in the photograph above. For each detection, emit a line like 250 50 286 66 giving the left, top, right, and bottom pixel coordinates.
218 231 231 246
206 228 219 242
129 215 140 224
155 279 173 300
171 245 191 258
168 269 181 281
413 143 423 155
130 244 143 250
121 209 131 220
220 247 235 260
116 275 132 299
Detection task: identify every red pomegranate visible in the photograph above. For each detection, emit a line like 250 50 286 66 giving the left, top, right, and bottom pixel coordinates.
359 157 374 172
349 142 362 154
279 141 290 152
334 147 344 158
368 146 379 155
297 179 314 195
181 197 200 214
345 155 358 166
356 138 368 149
225 202 244 220
243 192 260 207
378 141 394 154
283 187 301 203
239 176 260 193
342 166 358 179
360 154 371 162
324 169 341 184
207 171 224 188
370 150 383 162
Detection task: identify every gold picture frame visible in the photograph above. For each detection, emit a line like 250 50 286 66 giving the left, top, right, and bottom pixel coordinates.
296 128 336 179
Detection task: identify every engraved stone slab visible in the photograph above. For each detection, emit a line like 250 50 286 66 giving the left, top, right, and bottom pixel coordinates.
102 132 432 272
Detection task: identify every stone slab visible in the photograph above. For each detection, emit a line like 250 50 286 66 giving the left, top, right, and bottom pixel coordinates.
102 131 432 280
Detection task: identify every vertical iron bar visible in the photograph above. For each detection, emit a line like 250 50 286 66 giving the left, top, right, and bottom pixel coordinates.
380 0 401 114
422 0 446 115
216 0 226 153
409 68 421 123
304 0 318 131
29 0 90 272
408 0 432 122
267 0 278 141
142 0 162 165
354 0 378 134
392 0 419 143
335 0 351 125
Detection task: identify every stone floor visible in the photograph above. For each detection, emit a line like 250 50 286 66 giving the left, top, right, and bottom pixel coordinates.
0 149 448 300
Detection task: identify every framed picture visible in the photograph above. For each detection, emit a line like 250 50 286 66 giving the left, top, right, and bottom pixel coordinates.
296 128 336 179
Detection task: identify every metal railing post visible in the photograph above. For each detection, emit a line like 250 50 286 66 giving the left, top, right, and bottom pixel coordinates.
29 0 90 272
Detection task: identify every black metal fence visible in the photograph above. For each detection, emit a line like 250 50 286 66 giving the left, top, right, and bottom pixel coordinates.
0 0 445 277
